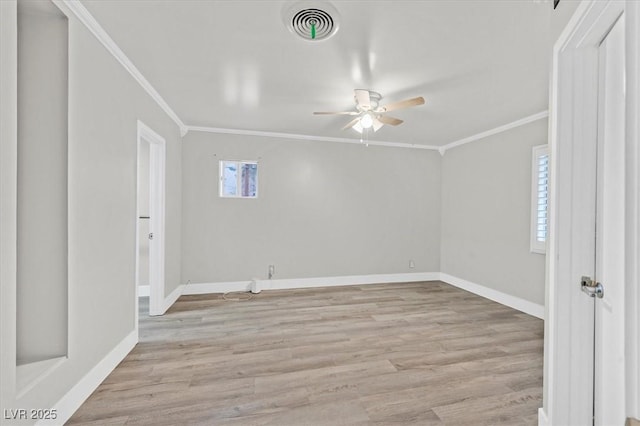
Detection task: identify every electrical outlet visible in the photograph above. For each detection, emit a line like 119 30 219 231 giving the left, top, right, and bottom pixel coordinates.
409 260 415 269
268 265 275 279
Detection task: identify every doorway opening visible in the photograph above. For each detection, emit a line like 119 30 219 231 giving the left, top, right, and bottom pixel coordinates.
136 121 166 322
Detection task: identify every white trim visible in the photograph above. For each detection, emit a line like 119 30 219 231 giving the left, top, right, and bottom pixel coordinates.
185 113 549 154
537 407 550 426
269 272 440 290
138 285 149 297
182 280 252 295
138 119 166 144
38 330 137 426
161 284 183 314
186 125 440 151
440 111 549 154
626 1 640 419
54 0 187 136
439 273 544 319
182 272 441 295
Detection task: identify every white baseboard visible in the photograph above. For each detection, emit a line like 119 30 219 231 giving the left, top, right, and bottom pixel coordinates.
138 285 150 297
162 284 183 314
538 407 549 426
182 280 251 295
40 330 137 425
176 273 543 320
269 272 440 290
439 273 544 319
182 272 440 295
181 273 544 319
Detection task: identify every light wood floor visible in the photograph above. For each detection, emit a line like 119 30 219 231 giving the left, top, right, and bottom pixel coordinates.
68 281 543 425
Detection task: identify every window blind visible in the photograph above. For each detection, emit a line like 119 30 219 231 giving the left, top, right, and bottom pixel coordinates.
536 153 549 242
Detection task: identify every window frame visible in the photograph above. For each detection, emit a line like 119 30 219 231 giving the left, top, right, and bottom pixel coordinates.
530 144 549 254
219 160 259 199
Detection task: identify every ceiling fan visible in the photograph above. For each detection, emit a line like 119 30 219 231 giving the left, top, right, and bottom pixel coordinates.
313 89 425 133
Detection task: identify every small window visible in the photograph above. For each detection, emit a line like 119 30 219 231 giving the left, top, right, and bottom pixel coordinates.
219 160 258 198
530 145 549 254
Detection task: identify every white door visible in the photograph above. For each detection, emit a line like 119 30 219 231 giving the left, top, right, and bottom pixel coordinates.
593 13 626 426
543 1 631 424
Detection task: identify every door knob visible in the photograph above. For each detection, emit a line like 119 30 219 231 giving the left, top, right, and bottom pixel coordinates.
581 276 604 298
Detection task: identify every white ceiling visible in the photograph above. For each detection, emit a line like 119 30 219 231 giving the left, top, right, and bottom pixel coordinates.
83 0 563 147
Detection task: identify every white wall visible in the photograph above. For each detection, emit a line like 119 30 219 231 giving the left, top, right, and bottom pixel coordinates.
181 132 441 285
0 0 182 421
441 119 547 305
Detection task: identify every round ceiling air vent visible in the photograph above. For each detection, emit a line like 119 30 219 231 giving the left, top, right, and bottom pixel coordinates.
284 2 340 41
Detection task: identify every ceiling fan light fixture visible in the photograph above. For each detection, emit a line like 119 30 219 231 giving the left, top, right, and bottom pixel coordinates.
360 113 374 129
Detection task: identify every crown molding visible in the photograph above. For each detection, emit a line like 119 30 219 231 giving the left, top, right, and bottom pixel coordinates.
440 110 549 154
56 0 188 136
186 125 441 151
186 110 548 152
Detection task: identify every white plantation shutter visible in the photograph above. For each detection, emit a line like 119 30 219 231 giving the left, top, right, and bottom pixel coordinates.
536 153 549 241
531 145 549 254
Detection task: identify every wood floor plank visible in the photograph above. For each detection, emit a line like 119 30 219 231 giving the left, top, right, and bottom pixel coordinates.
431 386 542 425
68 281 543 425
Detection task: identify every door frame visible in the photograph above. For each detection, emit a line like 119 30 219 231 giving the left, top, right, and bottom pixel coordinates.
541 0 640 424
625 2 640 421
136 120 166 319
594 14 626 425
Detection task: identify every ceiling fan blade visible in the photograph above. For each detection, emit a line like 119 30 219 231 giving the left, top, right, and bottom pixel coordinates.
378 115 404 126
313 111 359 115
380 96 425 112
354 89 371 109
372 118 384 132
342 117 361 131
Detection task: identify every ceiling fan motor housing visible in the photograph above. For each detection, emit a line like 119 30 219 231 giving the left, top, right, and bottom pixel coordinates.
284 1 340 41
356 90 382 112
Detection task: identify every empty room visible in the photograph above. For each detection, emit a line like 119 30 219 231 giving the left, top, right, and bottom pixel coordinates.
0 0 638 425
